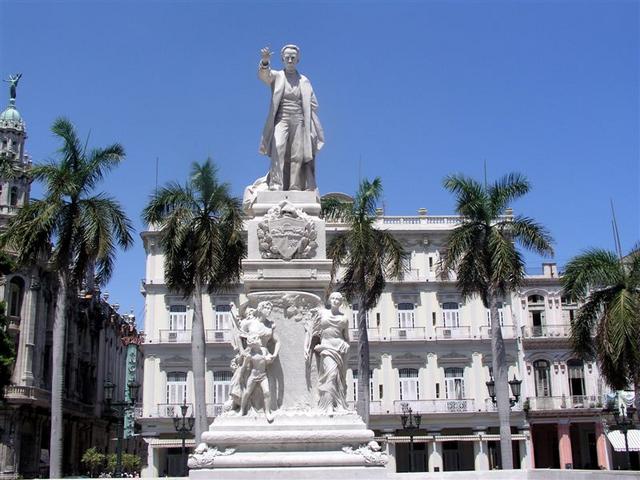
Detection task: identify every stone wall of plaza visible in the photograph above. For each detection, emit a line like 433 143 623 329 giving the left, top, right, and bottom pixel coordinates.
138 212 615 476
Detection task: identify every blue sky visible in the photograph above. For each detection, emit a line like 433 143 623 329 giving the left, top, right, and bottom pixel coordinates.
1 1 638 323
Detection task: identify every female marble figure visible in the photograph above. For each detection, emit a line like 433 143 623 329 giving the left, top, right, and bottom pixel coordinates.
305 292 350 412
226 301 280 415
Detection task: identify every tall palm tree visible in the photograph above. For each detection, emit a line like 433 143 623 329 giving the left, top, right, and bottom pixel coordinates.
143 159 245 443
442 172 553 469
562 246 640 397
322 178 405 425
1 118 133 478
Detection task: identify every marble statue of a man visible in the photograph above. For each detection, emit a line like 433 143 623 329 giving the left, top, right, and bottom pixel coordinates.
258 44 324 191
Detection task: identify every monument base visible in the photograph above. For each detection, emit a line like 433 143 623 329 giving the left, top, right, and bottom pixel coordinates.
189 412 388 479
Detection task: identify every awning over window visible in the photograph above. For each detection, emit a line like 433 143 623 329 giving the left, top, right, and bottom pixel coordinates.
606 430 640 452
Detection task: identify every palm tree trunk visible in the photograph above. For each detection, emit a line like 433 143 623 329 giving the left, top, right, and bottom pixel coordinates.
356 294 370 425
191 280 208 446
489 288 514 469
49 272 68 478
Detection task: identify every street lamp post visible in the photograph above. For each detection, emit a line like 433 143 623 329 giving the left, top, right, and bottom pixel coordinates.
486 375 522 408
400 402 422 472
104 380 140 477
603 402 636 470
173 399 195 476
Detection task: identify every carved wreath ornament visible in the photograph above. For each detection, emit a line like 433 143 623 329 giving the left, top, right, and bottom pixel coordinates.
257 200 317 260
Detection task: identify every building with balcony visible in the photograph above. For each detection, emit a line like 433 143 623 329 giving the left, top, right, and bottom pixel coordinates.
138 206 619 475
0 87 144 478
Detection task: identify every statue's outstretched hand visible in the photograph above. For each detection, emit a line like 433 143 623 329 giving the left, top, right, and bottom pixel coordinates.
260 47 273 64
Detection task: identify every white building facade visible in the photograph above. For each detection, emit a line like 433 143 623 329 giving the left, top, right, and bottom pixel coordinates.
138 210 615 475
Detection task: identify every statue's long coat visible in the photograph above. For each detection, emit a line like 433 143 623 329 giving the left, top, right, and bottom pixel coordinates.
258 66 325 163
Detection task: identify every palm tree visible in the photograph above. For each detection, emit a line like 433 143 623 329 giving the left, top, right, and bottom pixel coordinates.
322 178 405 424
442 172 553 469
562 246 640 397
1 118 133 478
142 159 245 443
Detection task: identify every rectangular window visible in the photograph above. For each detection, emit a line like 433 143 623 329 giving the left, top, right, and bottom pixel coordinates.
352 370 374 401
169 305 188 331
213 371 232 405
486 303 505 326
399 368 419 400
351 304 370 329
397 303 415 328
444 367 465 400
442 303 460 328
215 304 231 330
166 372 187 404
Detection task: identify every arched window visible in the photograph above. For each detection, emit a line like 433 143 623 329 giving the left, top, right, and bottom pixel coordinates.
567 359 585 397
444 367 465 400
533 360 552 397
527 295 546 335
399 368 419 400
8 277 25 317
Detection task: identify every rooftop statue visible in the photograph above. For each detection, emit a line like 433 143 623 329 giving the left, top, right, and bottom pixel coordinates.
256 45 324 192
4 73 22 102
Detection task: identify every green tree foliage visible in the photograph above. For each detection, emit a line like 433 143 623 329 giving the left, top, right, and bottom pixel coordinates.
81 447 106 478
442 172 553 469
143 158 245 441
106 453 142 475
562 246 640 391
322 178 405 424
1 118 134 478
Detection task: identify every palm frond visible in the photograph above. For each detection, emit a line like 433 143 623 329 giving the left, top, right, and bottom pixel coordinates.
488 173 530 216
443 174 487 220
80 144 126 194
562 249 622 300
507 216 554 257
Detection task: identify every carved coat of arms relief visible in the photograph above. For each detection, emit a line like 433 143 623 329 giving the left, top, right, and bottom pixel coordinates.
257 200 318 260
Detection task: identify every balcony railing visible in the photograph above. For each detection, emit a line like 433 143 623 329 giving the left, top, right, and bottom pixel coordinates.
393 399 476 414
349 328 381 341
154 403 195 417
389 327 426 340
522 324 570 338
156 329 232 343
396 268 422 282
434 326 471 340
4 385 50 403
205 329 231 343
158 329 191 343
526 395 601 411
478 325 517 339
206 403 225 417
347 400 384 414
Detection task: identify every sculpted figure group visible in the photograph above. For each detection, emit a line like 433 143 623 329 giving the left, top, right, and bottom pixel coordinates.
226 301 280 422
223 292 351 420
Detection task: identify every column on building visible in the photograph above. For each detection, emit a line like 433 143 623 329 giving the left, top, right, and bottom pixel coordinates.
473 429 489 471
519 427 531 469
595 422 610 470
428 431 443 472
557 421 573 469
142 443 160 478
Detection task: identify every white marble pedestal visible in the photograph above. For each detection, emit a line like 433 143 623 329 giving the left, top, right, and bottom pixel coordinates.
188 192 387 479
189 412 387 479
